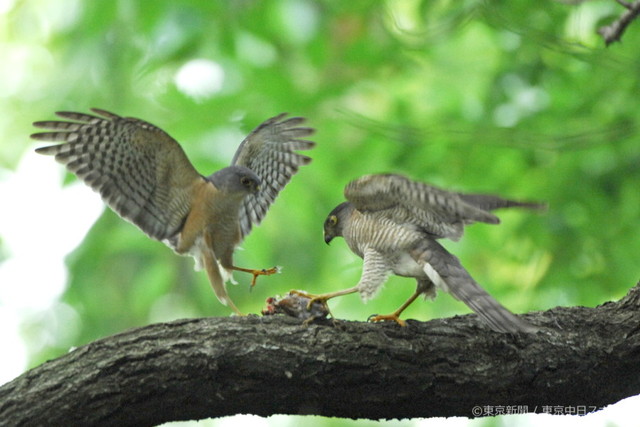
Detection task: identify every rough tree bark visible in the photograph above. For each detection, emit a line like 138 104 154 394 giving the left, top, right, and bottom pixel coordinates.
1 283 639 427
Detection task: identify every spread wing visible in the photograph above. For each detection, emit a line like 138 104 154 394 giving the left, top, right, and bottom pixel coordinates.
232 113 315 239
344 174 502 241
32 108 201 241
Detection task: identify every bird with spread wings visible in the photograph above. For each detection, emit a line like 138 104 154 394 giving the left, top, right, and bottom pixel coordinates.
33 109 315 315
309 173 543 333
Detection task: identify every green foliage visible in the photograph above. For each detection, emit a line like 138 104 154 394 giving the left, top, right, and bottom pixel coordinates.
2 1 639 394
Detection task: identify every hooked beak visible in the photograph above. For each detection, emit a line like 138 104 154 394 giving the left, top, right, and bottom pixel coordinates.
324 232 334 245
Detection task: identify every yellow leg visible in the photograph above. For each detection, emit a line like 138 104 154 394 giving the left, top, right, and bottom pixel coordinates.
231 265 280 288
290 287 360 309
288 287 359 321
368 288 422 327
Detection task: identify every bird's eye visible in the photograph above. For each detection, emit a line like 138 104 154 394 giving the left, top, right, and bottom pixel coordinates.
240 176 251 186
328 215 338 226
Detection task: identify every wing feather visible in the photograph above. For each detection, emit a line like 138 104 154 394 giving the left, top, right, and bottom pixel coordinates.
344 174 541 241
33 108 201 241
344 174 496 240
233 113 315 239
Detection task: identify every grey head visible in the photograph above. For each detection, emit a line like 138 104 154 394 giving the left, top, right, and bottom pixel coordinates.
323 201 355 244
207 165 261 195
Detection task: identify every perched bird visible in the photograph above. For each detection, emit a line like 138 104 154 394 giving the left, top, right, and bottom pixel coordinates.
312 173 543 333
33 109 315 314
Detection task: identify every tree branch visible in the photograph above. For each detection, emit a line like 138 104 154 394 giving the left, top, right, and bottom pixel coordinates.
599 0 640 45
1 283 640 426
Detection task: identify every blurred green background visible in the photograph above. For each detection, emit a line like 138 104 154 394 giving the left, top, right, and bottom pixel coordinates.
1 0 639 426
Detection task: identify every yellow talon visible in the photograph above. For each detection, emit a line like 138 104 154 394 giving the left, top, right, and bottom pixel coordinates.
368 313 407 327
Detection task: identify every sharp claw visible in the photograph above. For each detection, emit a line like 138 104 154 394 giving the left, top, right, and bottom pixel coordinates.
308 296 331 311
247 266 281 290
368 313 407 327
234 265 281 291
287 290 327 311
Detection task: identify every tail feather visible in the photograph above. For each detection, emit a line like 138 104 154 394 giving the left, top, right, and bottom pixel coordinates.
414 240 537 333
455 284 538 333
202 234 242 315
458 194 546 213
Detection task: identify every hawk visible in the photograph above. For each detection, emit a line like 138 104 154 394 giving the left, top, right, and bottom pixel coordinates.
33 109 315 314
316 173 543 333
